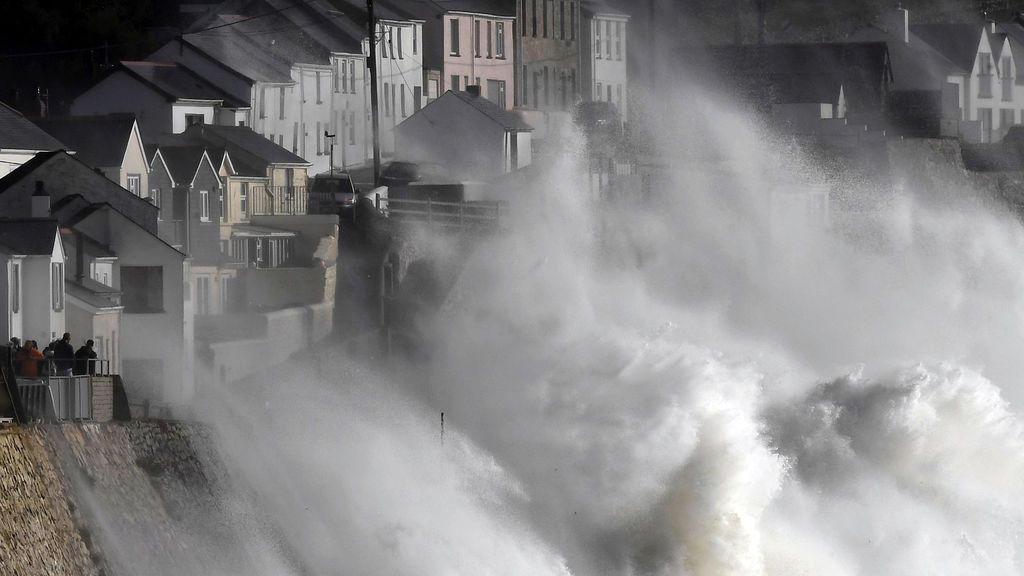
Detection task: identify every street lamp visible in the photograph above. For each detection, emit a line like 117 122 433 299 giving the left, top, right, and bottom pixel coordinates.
324 130 337 173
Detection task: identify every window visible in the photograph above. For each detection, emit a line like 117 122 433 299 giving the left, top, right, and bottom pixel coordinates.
487 21 493 57
126 174 141 195
523 0 528 36
383 83 390 116
607 84 613 103
616 21 623 59
185 113 204 127
475 20 481 57
523 65 529 105
316 72 322 103
219 189 224 222
121 266 162 313
596 22 602 59
152 188 162 217
496 22 505 58
413 25 418 55
544 66 550 105
335 61 341 92
1004 56 1014 101
570 2 575 40
980 107 993 142
414 86 422 111
617 83 623 111
606 21 612 58
561 71 567 109
979 54 994 98
488 79 507 109
277 87 285 119
397 27 403 59
543 0 549 37
51 262 63 312
196 277 210 315
349 111 356 144
221 277 231 312
269 133 275 143
531 0 537 37
560 1 565 39
11 263 19 314
1001 108 1015 137
316 121 322 155
596 82 603 100
392 84 397 119
450 19 460 55
260 87 267 118
240 182 248 215
350 61 356 93
401 89 406 117
200 189 210 221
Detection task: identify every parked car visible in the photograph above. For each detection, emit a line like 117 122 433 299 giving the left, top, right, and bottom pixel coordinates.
311 170 358 211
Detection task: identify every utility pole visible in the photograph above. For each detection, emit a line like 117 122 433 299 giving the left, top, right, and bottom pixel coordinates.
367 0 382 187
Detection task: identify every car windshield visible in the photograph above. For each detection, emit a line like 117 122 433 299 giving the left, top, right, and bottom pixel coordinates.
313 177 355 195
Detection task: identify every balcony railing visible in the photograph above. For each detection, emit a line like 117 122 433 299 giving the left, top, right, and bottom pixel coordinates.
14 360 115 422
249 186 309 216
158 219 187 248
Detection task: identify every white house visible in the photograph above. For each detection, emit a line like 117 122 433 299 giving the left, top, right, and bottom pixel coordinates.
913 21 1023 143
0 218 66 346
32 114 151 197
396 88 533 179
70 61 250 142
580 1 630 121
0 101 66 178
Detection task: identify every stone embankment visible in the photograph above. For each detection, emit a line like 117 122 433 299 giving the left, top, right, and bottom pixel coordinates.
0 421 282 576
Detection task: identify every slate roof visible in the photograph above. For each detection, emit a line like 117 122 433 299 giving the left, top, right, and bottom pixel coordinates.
0 219 58 256
157 146 211 185
849 26 966 91
120 61 247 107
691 42 892 112
31 114 137 169
65 280 121 310
911 24 984 72
0 102 66 152
179 124 310 175
449 90 533 130
995 20 1024 84
0 151 158 234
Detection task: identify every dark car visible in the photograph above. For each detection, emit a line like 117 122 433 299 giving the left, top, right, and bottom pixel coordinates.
574 101 623 139
380 161 422 186
311 170 358 211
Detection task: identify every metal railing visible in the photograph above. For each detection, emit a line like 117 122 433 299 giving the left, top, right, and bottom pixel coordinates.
376 196 503 231
158 219 187 248
248 186 309 216
16 375 92 422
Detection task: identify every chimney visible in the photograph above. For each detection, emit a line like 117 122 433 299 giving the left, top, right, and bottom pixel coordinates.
466 85 481 97
31 180 50 218
884 6 910 44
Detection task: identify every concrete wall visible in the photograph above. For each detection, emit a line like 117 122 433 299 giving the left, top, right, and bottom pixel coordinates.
205 301 333 384
240 267 329 308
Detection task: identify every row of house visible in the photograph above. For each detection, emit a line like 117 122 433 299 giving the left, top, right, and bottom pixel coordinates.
66 0 631 174
0 98 336 411
690 8 1024 146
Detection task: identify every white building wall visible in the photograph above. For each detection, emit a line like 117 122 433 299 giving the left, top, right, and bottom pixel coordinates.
0 151 38 178
371 20 425 157
589 15 629 121
171 103 218 133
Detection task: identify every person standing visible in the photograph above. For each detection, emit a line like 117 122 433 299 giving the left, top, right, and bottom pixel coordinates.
20 341 44 379
74 340 98 376
53 333 75 377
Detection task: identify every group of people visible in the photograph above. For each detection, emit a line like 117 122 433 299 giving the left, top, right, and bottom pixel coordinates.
9 333 98 378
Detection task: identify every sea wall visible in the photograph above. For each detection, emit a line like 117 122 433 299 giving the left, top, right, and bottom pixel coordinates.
0 421 290 576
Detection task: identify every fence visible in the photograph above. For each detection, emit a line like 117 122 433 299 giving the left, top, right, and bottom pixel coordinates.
13 359 114 423
249 186 309 216
376 196 503 231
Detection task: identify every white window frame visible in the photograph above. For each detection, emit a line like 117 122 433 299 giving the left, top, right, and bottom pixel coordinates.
200 189 210 221
126 174 141 195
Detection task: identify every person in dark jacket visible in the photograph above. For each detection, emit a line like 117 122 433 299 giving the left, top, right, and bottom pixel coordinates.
53 333 75 377
74 340 98 375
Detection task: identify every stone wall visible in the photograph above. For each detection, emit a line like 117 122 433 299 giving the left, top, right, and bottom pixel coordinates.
0 427 99 576
0 421 296 576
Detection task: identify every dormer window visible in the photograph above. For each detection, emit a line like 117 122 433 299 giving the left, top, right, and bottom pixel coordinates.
979 53 993 98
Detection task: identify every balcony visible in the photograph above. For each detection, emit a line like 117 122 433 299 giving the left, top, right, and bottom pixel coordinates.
158 219 187 249
248 186 309 216
14 360 116 422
